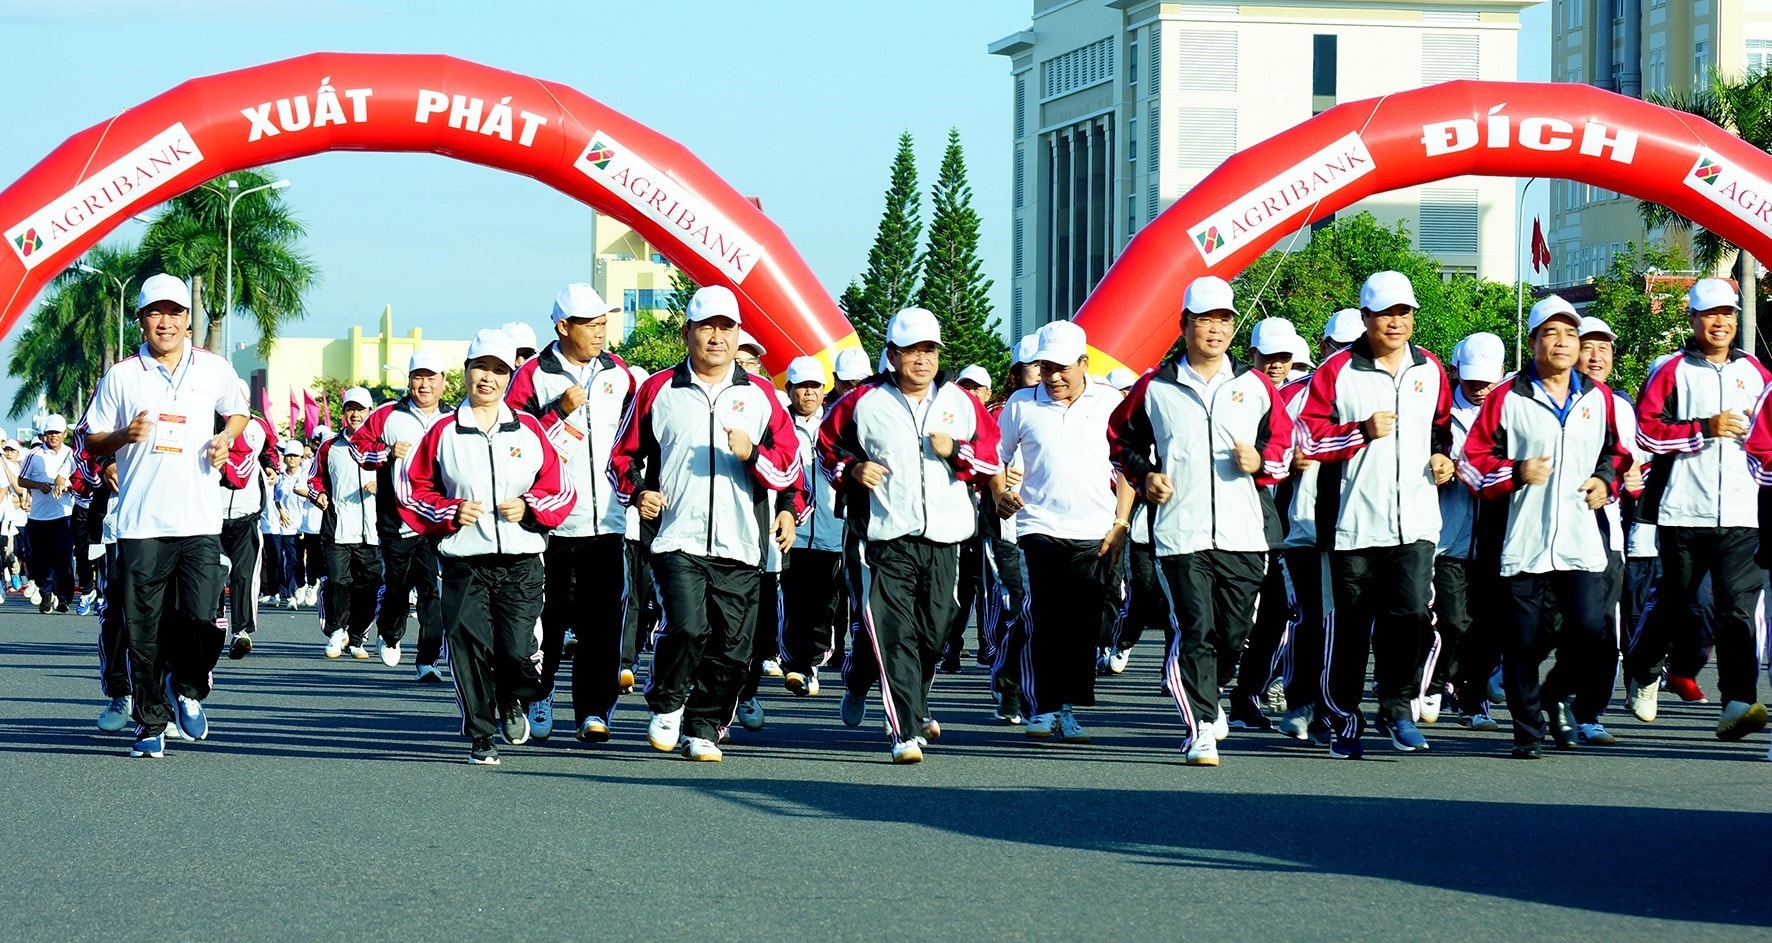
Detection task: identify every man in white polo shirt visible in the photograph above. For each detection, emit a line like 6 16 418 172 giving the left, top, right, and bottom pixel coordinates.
78 273 249 758
19 414 77 614
992 319 1134 744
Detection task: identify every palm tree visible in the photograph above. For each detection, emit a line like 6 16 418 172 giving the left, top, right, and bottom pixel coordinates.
138 167 319 356
1637 69 1772 350
7 251 136 417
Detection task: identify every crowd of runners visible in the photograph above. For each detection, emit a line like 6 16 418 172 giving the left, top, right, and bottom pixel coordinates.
31 267 1772 765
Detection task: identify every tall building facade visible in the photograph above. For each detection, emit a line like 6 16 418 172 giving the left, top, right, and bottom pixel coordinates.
1549 0 1772 285
992 0 1535 337
592 211 682 344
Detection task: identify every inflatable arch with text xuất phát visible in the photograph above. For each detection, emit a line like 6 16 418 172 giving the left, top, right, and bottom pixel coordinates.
0 52 859 376
1073 80 1772 374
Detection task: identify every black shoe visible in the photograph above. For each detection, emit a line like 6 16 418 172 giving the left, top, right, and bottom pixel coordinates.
501 701 530 745
1549 701 1578 750
1229 701 1273 732
53 600 70 614
1510 740 1544 760
228 632 253 660
38 594 52 614
469 737 500 765
938 652 962 674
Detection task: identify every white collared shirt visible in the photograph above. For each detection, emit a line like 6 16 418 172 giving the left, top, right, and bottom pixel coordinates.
995 377 1123 540
21 445 75 521
80 342 248 539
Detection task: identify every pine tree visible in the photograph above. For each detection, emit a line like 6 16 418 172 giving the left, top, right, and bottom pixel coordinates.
918 128 1006 384
852 132 924 355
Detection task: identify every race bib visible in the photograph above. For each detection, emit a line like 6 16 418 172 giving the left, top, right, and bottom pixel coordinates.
547 420 585 457
153 413 188 454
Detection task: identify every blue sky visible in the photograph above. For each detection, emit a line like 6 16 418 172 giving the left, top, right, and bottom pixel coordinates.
0 0 1549 421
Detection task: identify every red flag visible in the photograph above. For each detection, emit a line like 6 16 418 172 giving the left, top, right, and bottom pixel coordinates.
303 390 319 438
258 386 272 420
288 388 300 438
1530 217 1552 274
321 393 333 434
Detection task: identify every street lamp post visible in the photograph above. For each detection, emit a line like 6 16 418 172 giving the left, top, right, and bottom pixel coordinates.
1514 177 1541 369
76 263 131 364
219 178 291 354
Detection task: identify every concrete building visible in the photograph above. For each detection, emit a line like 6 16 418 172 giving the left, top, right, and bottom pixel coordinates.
1548 0 1772 286
991 0 1536 336
230 304 468 421
592 211 682 344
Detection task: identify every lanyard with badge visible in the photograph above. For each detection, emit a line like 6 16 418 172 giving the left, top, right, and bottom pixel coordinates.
152 348 193 455
547 361 597 456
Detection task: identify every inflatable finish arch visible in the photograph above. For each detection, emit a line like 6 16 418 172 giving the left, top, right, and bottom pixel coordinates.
0 53 858 374
1075 81 1772 374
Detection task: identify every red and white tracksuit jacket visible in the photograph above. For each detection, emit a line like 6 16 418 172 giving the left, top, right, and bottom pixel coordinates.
1635 343 1770 529
398 403 575 557
505 343 634 538
309 431 379 547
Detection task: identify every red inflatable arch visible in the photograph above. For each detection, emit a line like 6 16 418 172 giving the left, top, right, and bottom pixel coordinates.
1076 80 1772 374
0 52 859 374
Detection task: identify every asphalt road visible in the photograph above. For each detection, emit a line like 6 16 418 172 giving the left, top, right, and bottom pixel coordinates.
2 603 1768 941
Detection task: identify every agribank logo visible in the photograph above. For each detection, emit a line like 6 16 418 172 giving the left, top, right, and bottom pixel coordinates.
1186 132 1374 266
6 123 204 270
1682 152 1772 237
574 130 763 284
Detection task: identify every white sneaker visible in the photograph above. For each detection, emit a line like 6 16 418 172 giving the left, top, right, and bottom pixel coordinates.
1626 678 1659 723
761 659 783 678
1211 708 1230 742
96 695 132 732
735 698 765 731
647 708 684 751
891 739 924 764
1717 701 1769 741
323 629 348 658
378 640 401 667
1419 693 1442 725
1025 712 1058 738
528 694 555 741
1577 722 1618 745
1106 647 1130 674
1057 708 1090 743
1185 732 1220 766
680 736 723 761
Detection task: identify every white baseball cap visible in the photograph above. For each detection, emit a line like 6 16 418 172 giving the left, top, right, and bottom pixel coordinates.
1454 332 1506 384
786 355 826 387
833 347 871 381
41 414 66 433
1323 308 1365 344
1359 270 1419 312
341 386 374 409
1579 316 1617 342
280 440 305 456
1527 295 1580 334
466 328 518 371
1031 320 1087 365
957 365 992 388
887 307 943 348
737 330 767 357
686 285 741 324
552 283 620 323
1289 333 1315 367
1250 317 1300 356
1106 367 1139 390
409 349 447 375
501 321 539 353
1183 276 1238 316
137 273 192 312
1688 277 1740 312
1013 335 1039 366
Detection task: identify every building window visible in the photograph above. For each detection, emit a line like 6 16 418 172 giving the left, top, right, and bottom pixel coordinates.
1042 37 1115 100
1177 32 1238 93
1128 114 1138 163
1148 29 1161 89
1749 39 1772 77
1695 40 1710 87
1147 184 1159 222
1014 220 1025 277
1014 147 1026 208
1312 34 1337 98
1129 38 1139 89
1014 77 1027 138
1419 188 1479 254
1422 34 1480 85
1564 0 1584 30
1147 104 1159 169
1648 46 1667 91
623 288 664 314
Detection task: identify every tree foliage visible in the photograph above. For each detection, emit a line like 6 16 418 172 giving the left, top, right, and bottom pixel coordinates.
917 128 1008 384
612 269 692 373
851 132 924 355
1228 212 1520 366
1583 243 1696 396
9 242 143 418
1638 69 1772 273
138 167 320 356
